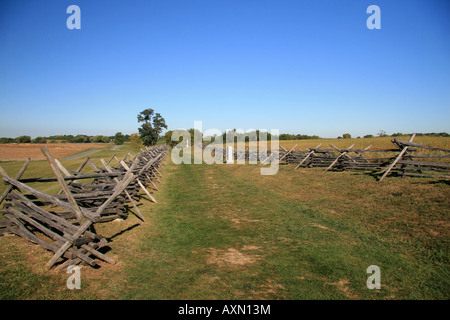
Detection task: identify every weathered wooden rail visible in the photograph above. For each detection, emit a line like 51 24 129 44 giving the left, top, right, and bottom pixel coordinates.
0 145 169 270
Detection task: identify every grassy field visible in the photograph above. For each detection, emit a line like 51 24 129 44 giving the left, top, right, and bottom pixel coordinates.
275 135 450 150
0 142 449 299
212 135 450 150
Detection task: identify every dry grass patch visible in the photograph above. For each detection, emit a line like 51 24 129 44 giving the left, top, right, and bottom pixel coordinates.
327 279 359 300
251 278 286 299
206 246 262 269
309 223 335 231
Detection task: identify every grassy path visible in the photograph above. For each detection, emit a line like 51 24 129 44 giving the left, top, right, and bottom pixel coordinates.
109 160 448 299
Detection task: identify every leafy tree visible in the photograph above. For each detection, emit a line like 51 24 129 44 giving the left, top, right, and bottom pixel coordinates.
130 133 143 151
0 137 15 143
279 134 294 140
114 132 125 145
137 108 167 146
92 135 104 143
32 136 47 144
377 130 388 137
15 136 31 143
342 133 351 139
164 129 194 147
92 135 109 143
73 134 90 143
164 130 176 147
364 134 374 138
276 133 320 140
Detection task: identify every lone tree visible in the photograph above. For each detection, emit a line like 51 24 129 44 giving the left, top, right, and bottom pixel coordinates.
114 132 125 145
137 108 167 146
342 133 351 139
378 130 388 137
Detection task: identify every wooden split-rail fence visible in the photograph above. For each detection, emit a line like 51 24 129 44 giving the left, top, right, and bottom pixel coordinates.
0 145 169 270
202 134 450 181
276 134 450 180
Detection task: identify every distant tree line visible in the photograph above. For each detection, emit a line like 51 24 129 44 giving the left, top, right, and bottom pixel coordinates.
216 130 320 141
4 130 447 146
163 129 320 147
338 132 449 139
278 133 320 140
389 132 449 137
164 129 450 147
0 132 132 145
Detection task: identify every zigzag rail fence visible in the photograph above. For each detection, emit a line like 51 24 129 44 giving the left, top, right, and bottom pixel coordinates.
201 134 450 181
0 145 169 270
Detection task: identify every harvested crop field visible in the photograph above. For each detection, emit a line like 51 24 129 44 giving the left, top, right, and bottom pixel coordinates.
0 143 109 161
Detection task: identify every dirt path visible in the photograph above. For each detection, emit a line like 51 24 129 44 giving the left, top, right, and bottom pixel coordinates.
61 149 101 160
61 145 119 160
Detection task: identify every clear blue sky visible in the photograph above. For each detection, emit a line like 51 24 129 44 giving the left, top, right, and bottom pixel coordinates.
0 0 449 138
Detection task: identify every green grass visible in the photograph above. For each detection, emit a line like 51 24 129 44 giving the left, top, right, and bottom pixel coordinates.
0 232 100 299
109 161 449 299
0 144 448 299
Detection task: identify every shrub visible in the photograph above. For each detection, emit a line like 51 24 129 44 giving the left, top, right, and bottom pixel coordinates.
15 136 31 143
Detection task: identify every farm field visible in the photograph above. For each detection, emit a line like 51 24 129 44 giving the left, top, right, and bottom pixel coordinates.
276 135 450 151
0 143 110 161
0 142 448 300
